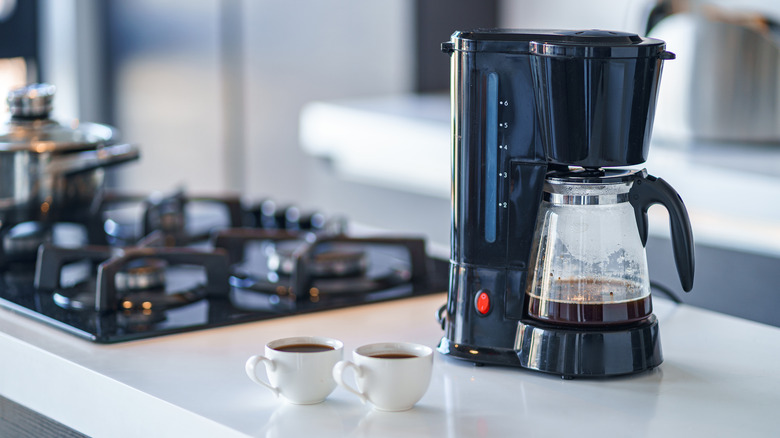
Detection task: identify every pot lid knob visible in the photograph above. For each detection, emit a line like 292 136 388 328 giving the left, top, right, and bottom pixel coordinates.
7 83 56 119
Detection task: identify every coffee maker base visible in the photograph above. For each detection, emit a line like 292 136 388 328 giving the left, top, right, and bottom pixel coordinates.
437 337 524 367
515 315 663 378
438 315 663 378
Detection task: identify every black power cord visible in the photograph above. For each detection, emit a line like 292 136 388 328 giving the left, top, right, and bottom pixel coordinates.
650 280 683 304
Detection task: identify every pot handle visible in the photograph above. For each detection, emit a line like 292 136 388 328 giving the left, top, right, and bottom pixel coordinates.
629 170 695 292
46 143 140 175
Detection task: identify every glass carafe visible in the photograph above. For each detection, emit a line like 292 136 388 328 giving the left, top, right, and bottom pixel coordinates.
526 169 652 326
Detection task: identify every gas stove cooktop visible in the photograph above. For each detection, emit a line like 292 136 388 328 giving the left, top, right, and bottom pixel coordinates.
0 191 448 343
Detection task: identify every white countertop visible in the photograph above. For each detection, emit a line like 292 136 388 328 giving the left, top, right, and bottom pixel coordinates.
1 293 779 437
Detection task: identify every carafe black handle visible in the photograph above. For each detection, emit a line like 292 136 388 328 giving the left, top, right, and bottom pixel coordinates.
629 170 695 292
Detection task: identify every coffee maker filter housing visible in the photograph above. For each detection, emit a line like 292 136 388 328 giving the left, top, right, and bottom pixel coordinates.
530 30 675 168
439 29 693 377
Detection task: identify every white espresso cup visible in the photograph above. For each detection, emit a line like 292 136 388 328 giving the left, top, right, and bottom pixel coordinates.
245 336 343 404
333 342 433 411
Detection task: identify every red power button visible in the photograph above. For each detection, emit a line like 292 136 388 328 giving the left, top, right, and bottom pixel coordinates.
475 291 491 315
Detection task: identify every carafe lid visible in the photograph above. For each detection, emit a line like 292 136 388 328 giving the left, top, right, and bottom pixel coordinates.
546 168 641 185
543 168 643 205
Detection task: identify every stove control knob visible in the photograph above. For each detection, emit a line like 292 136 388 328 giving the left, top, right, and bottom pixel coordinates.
299 212 326 231
475 290 491 315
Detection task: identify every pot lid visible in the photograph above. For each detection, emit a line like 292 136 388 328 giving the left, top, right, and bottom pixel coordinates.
0 83 117 153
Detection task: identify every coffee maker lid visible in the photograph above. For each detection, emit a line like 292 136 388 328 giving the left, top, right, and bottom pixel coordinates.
446 29 673 59
529 30 673 59
447 29 566 54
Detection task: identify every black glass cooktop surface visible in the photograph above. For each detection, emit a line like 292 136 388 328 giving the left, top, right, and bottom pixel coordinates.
0 255 448 343
0 225 448 343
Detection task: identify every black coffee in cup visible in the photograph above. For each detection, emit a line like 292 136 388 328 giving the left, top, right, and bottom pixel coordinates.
274 343 335 353
369 353 417 359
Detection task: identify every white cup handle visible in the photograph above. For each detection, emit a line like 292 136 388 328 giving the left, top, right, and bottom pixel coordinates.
333 360 367 404
245 355 279 398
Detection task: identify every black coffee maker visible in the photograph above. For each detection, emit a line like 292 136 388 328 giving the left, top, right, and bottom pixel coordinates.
437 29 695 378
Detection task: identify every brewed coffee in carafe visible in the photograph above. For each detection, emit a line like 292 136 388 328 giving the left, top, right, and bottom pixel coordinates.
526 169 653 326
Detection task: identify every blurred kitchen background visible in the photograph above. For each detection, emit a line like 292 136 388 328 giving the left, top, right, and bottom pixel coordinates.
1 0 779 323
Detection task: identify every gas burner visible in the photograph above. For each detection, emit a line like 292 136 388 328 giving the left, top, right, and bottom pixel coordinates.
238 267 413 300
116 287 207 313
97 191 336 248
115 258 167 292
245 200 329 231
96 191 245 247
143 192 187 240
0 222 88 266
267 241 369 278
51 256 179 320
3 222 51 262
52 280 101 311
52 278 207 320
215 231 428 302
36 244 230 314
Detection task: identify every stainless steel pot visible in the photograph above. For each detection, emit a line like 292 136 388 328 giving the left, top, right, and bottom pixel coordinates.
0 84 140 226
